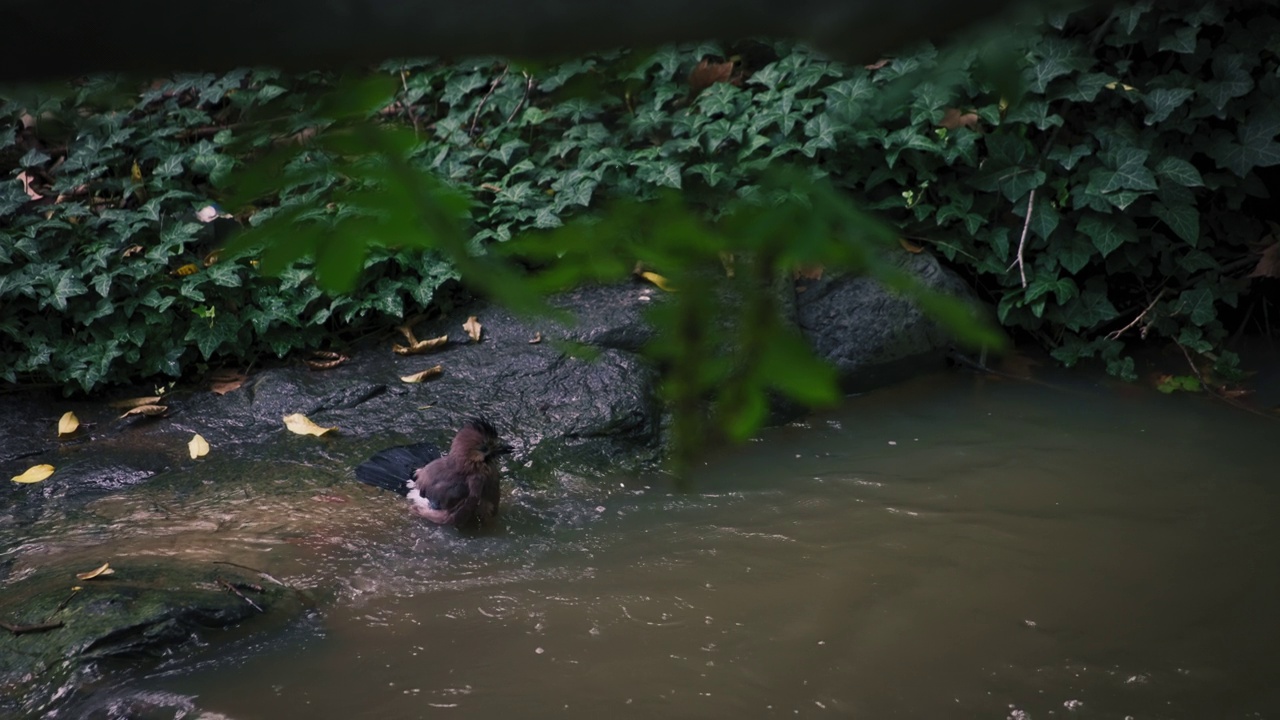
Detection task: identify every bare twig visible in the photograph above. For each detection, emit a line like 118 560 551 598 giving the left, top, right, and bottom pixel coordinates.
400 69 421 137
1008 188 1036 289
212 560 286 587
217 577 264 613
46 587 81 620
1106 288 1165 341
470 65 511 137
1 620 64 635
506 71 534 124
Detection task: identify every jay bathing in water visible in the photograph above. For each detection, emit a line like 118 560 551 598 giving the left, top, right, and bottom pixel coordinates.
354 418 511 527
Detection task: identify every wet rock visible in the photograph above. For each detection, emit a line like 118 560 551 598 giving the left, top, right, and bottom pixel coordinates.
796 251 983 391
0 558 308 718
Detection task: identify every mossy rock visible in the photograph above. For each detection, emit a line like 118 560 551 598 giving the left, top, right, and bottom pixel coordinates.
0 558 309 715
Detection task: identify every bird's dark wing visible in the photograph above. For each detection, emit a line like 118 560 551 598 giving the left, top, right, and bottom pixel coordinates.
354 443 441 496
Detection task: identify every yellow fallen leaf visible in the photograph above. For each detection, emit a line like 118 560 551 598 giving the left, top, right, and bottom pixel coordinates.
640 271 675 292
76 563 114 580
109 396 163 409
283 413 337 436
58 411 80 436
131 160 143 182
401 365 443 383
1105 81 1137 92
173 263 199 277
189 434 210 459
463 316 483 342
392 334 449 356
119 404 168 419
12 464 55 484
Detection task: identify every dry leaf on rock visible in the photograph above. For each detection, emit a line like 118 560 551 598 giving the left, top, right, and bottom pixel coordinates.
76 563 114 581
463 316 483 342
529 332 542 344
639 271 675 292
283 413 337 436
305 350 349 370
401 365 443 383
12 464 55 484
210 370 246 395
898 238 924 254
110 396 163 409
392 334 449 356
58 411 80 436
120 404 168 419
189 434 210 459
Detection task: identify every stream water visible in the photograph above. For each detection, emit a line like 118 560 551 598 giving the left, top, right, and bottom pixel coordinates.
34 367 1280 719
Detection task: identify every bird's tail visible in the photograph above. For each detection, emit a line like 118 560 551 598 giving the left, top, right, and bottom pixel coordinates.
354 443 441 496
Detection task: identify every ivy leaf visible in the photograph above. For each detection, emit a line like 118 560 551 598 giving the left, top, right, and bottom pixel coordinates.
1176 288 1215 326
823 76 874 122
1158 26 1198 54
1142 87 1194 124
1152 202 1200 245
1078 213 1133 258
636 162 682 189
1154 156 1204 187
1100 147 1158 192
1201 53 1253 111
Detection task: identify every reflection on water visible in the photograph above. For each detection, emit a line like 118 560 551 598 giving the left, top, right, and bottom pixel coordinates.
27 369 1280 718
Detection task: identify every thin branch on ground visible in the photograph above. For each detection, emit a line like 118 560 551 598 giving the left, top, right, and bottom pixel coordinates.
217 577 264 613
0 620 64 635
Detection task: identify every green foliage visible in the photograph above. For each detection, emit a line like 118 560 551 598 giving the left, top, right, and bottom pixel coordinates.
3 0 1273 422
0 72 461 391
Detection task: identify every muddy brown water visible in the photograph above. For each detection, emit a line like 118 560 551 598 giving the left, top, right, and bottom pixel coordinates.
21 368 1280 719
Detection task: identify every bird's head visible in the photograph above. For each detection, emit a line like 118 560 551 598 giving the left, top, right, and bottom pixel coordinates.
453 417 513 463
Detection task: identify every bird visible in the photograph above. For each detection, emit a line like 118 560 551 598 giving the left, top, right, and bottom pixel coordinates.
354 418 511 527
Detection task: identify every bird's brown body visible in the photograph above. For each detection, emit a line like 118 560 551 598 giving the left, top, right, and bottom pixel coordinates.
354 418 510 528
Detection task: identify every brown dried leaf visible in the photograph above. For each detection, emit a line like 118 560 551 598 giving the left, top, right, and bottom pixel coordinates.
109 396 163 409
121 245 145 258
305 350 349 370
17 171 43 200
1247 241 1280 278
899 238 924 254
119 404 168 419
529 332 542 344
392 334 449 356
76 563 114 581
938 107 980 130
210 370 247 395
58 411 80 436
688 58 735 94
463 316 483 343
401 365 443 383
864 59 890 71
794 265 824 281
